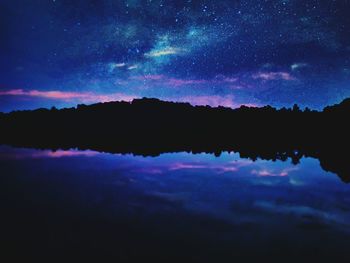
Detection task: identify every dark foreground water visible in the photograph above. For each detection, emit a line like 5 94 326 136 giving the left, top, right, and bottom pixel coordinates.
0 146 350 262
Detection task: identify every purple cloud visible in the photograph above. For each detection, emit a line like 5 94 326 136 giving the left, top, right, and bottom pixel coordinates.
0 89 138 103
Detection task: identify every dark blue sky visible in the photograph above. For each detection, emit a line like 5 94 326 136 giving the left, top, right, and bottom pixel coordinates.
1 0 350 111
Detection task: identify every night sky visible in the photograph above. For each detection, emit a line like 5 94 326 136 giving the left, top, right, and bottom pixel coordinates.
1 0 350 112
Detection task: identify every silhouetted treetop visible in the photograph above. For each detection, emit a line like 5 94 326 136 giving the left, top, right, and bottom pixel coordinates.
0 97 350 183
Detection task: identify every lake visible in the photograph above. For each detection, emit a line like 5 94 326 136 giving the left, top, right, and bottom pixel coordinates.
0 145 349 262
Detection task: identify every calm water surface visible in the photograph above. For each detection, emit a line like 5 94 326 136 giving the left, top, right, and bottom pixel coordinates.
1 146 350 262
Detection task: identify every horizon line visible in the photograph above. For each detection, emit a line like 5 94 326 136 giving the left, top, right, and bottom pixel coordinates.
1 96 346 114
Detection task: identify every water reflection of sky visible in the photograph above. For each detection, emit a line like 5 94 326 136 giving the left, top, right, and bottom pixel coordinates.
1 146 350 261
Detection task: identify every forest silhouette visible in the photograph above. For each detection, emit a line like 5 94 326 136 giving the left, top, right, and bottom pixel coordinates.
0 97 349 182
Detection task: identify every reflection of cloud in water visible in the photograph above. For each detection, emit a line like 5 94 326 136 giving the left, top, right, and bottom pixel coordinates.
0 147 98 159
143 158 299 179
1 146 350 253
254 201 350 230
168 163 208 171
134 168 164 175
32 150 98 158
135 159 253 175
149 191 190 203
251 166 299 177
289 178 305 186
168 162 241 173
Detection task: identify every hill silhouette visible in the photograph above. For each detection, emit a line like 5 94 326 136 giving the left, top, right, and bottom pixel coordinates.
0 97 349 182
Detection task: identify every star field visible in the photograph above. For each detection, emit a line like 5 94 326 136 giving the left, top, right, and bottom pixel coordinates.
0 0 350 111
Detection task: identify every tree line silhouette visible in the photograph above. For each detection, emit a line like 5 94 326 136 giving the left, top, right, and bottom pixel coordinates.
0 97 349 182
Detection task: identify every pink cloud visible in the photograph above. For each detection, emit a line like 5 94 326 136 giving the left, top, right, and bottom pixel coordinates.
0 89 138 103
0 90 259 109
253 72 295 81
